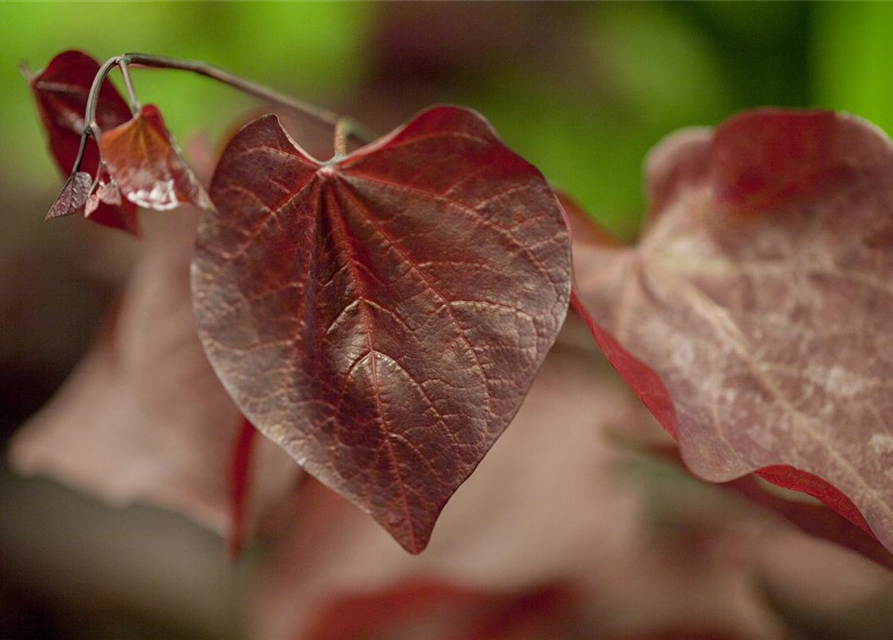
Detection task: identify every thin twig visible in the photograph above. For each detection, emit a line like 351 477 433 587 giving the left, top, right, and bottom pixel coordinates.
118 60 140 115
333 119 350 157
83 55 122 144
70 52 377 182
18 61 34 81
124 53 377 144
69 127 90 176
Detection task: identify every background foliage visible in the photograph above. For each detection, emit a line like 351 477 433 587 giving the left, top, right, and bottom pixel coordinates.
3 1 890 239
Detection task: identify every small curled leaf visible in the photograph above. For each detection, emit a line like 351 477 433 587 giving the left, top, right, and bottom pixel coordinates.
28 50 141 236
100 104 214 213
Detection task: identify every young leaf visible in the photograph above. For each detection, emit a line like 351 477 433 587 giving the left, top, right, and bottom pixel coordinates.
45 172 93 220
100 104 215 212
572 109 893 553
28 50 140 235
10 210 297 533
192 105 572 552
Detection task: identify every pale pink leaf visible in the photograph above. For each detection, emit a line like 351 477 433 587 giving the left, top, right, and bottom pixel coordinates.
573 109 893 553
10 210 297 533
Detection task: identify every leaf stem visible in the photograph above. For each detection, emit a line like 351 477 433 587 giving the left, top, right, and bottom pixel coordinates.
18 61 34 81
333 118 360 157
118 60 140 115
68 126 90 176
126 54 376 139
84 55 121 143
75 52 378 179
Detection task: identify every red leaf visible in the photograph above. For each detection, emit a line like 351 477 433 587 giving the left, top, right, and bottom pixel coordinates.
10 210 297 534
572 109 893 554
251 346 807 640
712 110 848 213
28 50 140 235
192 106 572 552
84 196 141 236
100 104 214 212
251 348 634 639
229 417 259 559
729 471 893 572
302 581 481 640
300 580 576 640
555 189 618 248
648 444 893 571
44 172 92 220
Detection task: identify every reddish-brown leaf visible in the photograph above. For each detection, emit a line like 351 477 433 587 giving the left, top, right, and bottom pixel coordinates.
10 210 297 534
300 580 577 640
100 104 214 212
727 472 893 572
555 189 618 248
192 106 572 553
252 347 636 639
572 109 893 553
28 50 140 235
228 417 259 559
646 444 893 571
251 346 800 640
45 172 92 220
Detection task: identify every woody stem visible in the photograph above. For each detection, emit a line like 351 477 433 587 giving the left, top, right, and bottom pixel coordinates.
74 52 377 175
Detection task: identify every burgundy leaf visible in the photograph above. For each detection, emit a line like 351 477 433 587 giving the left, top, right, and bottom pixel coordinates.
10 210 297 534
726 471 893 572
28 49 140 235
252 346 801 640
300 580 577 640
192 105 572 553
45 172 92 220
229 417 259 559
100 104 214 212
84 195 141 236
572 109 893 553
301 581 483 640
253 347 636 639
647 444 893 571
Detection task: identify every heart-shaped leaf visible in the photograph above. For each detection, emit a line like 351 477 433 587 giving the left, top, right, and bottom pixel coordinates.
192 105 572 552
100 104 214 212
572 109 893 553
28 50 140 235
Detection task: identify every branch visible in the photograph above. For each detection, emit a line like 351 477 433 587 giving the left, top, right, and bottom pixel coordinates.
72 52 377 175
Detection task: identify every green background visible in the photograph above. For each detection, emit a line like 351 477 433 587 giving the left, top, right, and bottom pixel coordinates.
0 1 890 240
